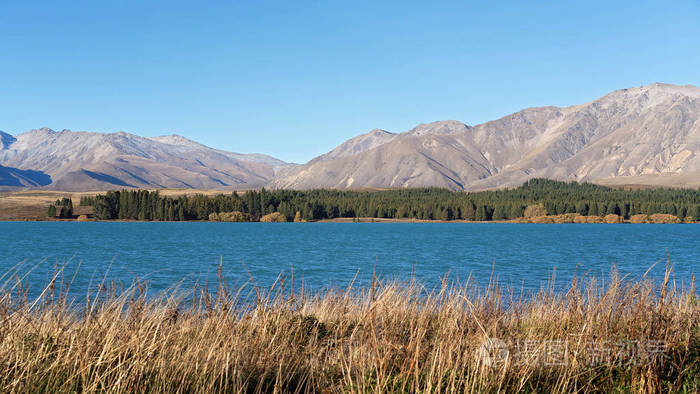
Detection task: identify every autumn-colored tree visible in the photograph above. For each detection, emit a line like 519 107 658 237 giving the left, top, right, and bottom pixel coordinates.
293 211 303 222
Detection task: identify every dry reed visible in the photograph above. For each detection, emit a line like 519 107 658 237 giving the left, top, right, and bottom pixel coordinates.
0 262 698 393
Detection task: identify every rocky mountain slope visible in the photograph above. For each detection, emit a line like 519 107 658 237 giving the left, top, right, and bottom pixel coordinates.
3 83 699 192
0 129 291 191
269 83 700 190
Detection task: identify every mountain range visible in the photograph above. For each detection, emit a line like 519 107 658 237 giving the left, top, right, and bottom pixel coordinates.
2 82 700 192
0 129 290 191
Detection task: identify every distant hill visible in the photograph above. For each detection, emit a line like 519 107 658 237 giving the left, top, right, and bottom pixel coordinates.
269 83 700 190
0 128 293 191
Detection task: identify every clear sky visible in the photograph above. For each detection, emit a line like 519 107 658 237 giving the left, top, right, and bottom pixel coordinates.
1 1 699 163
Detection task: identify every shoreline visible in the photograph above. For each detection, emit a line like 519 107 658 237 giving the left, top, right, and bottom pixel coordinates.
2 216 694 224
2 185 696 224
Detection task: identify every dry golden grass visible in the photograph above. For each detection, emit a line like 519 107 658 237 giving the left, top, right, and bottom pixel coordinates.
149 188 251 197
0 191 94 220
0 189 243 220
0 264 698 393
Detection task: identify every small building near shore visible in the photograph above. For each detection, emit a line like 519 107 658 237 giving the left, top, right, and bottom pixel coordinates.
73 205 95 219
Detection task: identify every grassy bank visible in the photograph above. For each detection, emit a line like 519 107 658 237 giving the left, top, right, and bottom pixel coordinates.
1 266 698 393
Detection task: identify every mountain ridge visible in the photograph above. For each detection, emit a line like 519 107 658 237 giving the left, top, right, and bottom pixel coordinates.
0 128 293 191
3 82 700 191
269 82 700 191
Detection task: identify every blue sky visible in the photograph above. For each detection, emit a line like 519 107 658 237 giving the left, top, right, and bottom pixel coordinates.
1 1 699 163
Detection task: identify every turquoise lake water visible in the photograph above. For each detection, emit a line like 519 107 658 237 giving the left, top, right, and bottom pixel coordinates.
1 222 697 298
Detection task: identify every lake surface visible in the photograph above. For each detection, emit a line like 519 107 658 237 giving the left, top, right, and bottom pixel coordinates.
1 222 697 299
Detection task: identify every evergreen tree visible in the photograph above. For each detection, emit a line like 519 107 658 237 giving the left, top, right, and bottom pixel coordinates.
492 204 507 221
575 201 589 216
461 202 476 220
47 205 56 218
178 205 185 221
589 202 599 216
691 205 700 222
475 205 490 221
57 197 73 218
607 202 620 216
79 179 700 223
509 204 524 219
621 203 630 219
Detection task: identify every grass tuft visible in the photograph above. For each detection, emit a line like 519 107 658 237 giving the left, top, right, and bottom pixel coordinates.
0 263 698 393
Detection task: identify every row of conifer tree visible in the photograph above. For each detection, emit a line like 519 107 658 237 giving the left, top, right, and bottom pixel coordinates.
76 179 700 222
46 198 73 218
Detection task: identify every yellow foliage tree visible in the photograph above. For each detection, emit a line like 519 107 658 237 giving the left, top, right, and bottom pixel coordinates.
260 212 287 222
